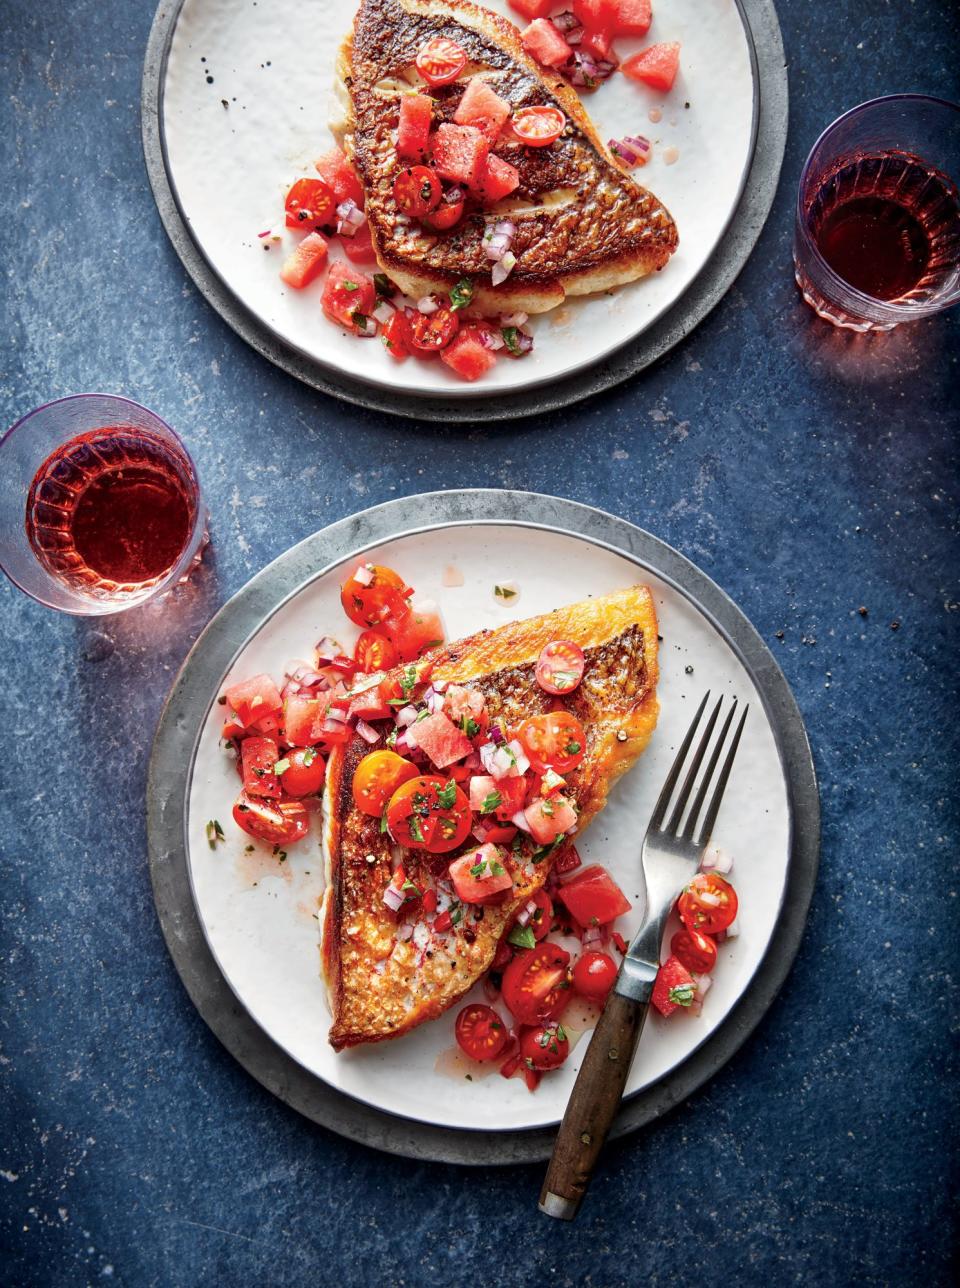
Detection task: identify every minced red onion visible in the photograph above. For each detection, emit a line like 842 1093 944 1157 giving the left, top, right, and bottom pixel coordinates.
423 687 445 715
356 719 380 744
482 220 516 263
480 330 507 352
354 314 378 338
396 922 414 942
353 564 374 587
383 885 405 913
506 739 530 775
491 250 517 287
417 294 441 315
336 199 366 236
516 897 539 927
315 636 344 663
324 705 349 725
582 923 606 947
372 301 394 325
396 704 419 728
553 11 584 43
568 51 616 89
700 844 733 874
500 311 528 327
511 809 531 832
609 134 651 167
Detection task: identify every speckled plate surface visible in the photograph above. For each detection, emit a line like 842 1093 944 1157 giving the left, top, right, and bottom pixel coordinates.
143 1 787 417
148 493 819 1157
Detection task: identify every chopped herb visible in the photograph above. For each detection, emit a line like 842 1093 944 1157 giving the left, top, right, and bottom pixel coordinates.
272 846 287 863
273 758 290 775
541 798 555 817
565 739 582 755
380 809 389 835
409 814 425 843
508 925 536 950
385 728 398 748
401 879 421 896
480 790 502 815
556 1023 567 1042
449 277 475 311
374 272 396 299
550 671 577 690
205 819 225 850
436 780 457 809
531 834 565 864
302 747 316 767
450 903 463 926
494 583 518 601
670 983 696 1007
502 326 522 356
469 860 487 878
400 663 418 699
490 860 505 876
461 715 480 737
342 280 360 292
415 708 431 723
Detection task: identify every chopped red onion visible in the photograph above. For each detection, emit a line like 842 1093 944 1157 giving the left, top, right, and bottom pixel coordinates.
323 705 349 725
336 199 366 236
353 564 374 587
609 134 651 168
568 51 616 89
417 294 441 315
506 739 530 775
372 301 394 325
553 11 584 43
394 732 411 754
491 251 517 287
511 810 532 832
694 972 713 998
480 329 507 352
356 719 380 744
396 921 414 941
489 725 506 746
482 219 517 263
582 923 606 947
700 844 733 874
383 885 405 913
354 313 378 338
395 704 419 728
500 311 528 327
516 898 539 928
315 636 344 664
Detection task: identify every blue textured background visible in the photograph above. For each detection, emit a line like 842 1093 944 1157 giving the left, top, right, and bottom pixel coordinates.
2 1 958 1285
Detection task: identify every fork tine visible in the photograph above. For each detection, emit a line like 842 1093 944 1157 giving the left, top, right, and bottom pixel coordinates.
696 704 749 846
682 698 738 841
648 691 710 831
665 696 724 835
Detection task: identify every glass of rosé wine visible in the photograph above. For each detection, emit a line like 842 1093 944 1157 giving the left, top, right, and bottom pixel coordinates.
0 393 206 615
794 94 960 331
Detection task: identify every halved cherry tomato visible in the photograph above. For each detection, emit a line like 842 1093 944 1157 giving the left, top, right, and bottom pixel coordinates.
354 630 399 673
284 177 336 229
670 926 718 974
512 105 567 147
421 186 466 232
340 563 410 628
502 943 572 1024
519 888 553 942
280 746 326 798
232 792 309 846
520 1021 570 1070
241 736 281 800
559 864 632 927
352 749 420 816
385 775 471 853
410 307 460 353
393 166 443 219
517 711 587 774
573 950 618 1002
678 873 739 935
455 1004 509 1061
381 310 410 361
535 639 585 695
416 36 468 87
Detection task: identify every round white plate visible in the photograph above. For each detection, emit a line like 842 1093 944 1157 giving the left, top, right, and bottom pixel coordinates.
161 0 757 398
185 522 790 1132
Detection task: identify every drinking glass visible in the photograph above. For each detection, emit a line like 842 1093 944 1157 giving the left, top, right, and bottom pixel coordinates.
0 393 206 615
794 95 960 331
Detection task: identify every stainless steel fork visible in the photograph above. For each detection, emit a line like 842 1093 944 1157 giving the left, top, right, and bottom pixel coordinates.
539 692 748 1220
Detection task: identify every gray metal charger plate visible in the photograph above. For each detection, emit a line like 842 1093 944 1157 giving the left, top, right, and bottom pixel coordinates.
140 2 788 422
147 490 819 1165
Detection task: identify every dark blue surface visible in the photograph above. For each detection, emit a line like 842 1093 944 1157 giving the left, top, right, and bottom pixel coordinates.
2 1 959 1285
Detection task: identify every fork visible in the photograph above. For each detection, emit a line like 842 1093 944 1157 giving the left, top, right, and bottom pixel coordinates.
539 692 748 1220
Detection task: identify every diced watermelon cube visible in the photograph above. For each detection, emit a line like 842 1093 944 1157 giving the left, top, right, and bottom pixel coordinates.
225 674 283 727
397 93 433 161
441 328 499 382
572 0 619 30
449 845 514 904
341 224 378 265
612 0 652 37
411 711 474 767
431 123 491 190
508 0 555 18
279 232 329 288
651 956 697 1017
322 260 376 331
622 41 681 92
454 77 511 145
475 153 520 204
581 26 618 63
521 19 573 69
314 147 365 209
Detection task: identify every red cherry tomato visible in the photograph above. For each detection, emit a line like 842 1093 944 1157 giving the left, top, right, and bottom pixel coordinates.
381 310 410 360
410 307 460 353
278 747 325 798
354 629 399 673
392 166 443 219
535 639 586 695
385 776 472 853
454 1004 509 1061
502 943 572 1025
416 36 468 87
232 792 309 846
520 1021 570 1070
512 105 567 147
572 950 618 1002
512 888 553 943
517 711 587 774
678 873 739 935
421 187 466 231
670 926 718 974
340 562 410 628
284 177 336 229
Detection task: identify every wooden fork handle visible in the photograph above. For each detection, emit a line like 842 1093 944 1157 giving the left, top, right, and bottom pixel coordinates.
539 990 650 1220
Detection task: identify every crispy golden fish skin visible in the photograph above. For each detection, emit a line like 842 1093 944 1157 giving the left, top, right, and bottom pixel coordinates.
336 0 678 314
321 584 659 1051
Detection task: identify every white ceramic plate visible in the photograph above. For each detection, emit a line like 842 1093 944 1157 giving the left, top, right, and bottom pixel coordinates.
161 0 757 398
185 523 790 1132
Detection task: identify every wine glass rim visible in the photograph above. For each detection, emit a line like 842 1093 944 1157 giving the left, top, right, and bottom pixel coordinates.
796 93 960 318
1 391 186 453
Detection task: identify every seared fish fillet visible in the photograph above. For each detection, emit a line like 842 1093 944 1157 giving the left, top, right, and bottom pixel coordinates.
321 585 659 1051
336 0 678 314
